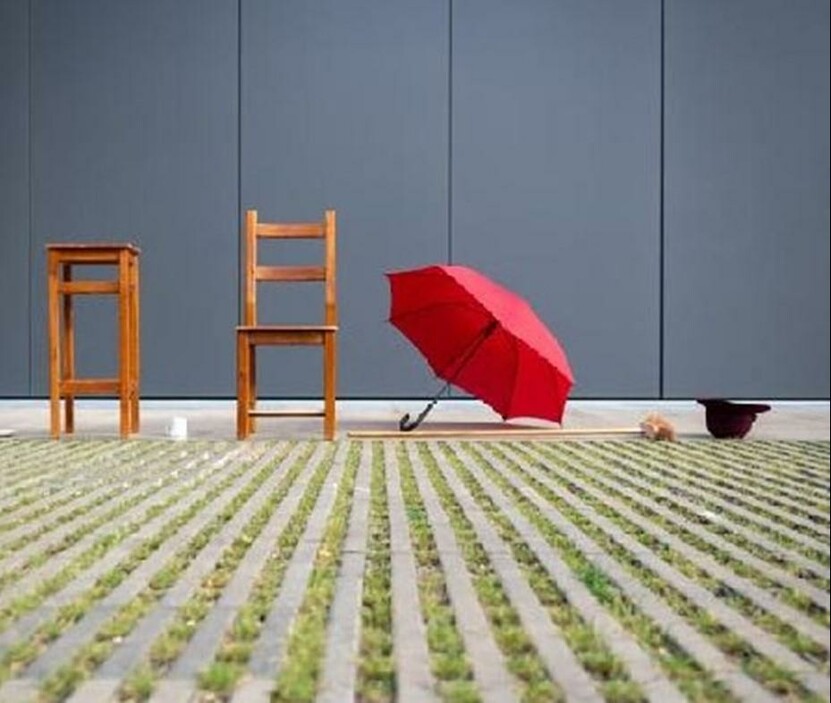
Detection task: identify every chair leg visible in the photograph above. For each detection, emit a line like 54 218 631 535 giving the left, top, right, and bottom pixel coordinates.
323 334 337 440
237 333 251 439
118 251 132 438
47 253 61 439
130 256 140 433
61 264 75 434
248 344 257 433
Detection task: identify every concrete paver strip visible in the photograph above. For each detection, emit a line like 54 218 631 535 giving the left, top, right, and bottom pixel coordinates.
0 441 157 531
0 444 271 694
385 444 439 703
473 444 782 703
608 443 831 554
138 443 332 702
0 444 203 578
0 446 253 658
450 442 686 703
0 437 826 703
579 442 831 579
241 443 349 674
0 441 123 507
632 443 831 539
508 443 830 645
675 440 830 487
405 443 519 703
430 443 604 703
66 442 304 703
683 443 831 509
522 442 830 611
0 442 178 550
225 443 350 703
486 444 829 697
317 443 371 703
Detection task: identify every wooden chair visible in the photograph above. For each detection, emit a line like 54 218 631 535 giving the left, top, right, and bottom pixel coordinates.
236 209 337 440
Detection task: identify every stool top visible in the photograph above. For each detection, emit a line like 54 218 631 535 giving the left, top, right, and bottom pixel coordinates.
47 242 141 253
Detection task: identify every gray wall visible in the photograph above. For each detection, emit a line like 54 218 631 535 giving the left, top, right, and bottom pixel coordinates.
241 0 449 397
663 0 830 398
0 0 30 395
28 0 238 396
452 0 661 397
0 0 828 400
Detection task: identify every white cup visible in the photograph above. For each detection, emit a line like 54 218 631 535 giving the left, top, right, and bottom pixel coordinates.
167 416 188 440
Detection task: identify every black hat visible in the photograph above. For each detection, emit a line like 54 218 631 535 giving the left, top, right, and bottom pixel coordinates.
697 399 771 439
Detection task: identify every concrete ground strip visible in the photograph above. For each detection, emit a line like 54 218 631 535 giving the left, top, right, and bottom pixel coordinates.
0 436 827 703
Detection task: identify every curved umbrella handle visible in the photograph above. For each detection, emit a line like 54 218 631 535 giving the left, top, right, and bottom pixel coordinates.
399 320 498 433
399 399 438 432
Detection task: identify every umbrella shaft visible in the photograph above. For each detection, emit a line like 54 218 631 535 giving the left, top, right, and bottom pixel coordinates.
442 319 498 383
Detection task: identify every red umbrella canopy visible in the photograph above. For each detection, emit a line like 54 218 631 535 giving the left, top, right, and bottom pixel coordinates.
386 264 574 423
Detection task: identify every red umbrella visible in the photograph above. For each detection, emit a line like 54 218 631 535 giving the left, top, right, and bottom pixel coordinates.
386 264 574 430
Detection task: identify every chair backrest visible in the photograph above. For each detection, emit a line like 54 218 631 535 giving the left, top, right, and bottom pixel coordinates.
243 209 337 327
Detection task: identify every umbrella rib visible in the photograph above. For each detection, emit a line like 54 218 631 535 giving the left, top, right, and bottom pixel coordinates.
439 319 498 381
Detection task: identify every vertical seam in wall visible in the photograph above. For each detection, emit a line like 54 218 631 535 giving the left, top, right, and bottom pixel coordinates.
446 0 454 398
447 0 453 266
237 0 242 325
659 0 665 398
27 0 33 396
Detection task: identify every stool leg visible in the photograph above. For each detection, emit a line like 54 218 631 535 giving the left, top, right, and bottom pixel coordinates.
323 333 336 440
237 333 250 439
129 255 140 433
61 264 75 434
118 251 132 438
47 253 61 438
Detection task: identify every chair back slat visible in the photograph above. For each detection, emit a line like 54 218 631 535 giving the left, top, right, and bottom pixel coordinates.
256 222 325 239
256 265 326 282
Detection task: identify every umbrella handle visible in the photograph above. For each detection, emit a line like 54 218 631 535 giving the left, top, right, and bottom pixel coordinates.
399 320 499 432
399 397 439 432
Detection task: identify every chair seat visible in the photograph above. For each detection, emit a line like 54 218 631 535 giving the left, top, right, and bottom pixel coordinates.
237 324 338 347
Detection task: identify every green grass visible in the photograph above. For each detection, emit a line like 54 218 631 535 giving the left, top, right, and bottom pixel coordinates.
513 443 831 648
39 444 289 701
272 442 361 701
437 442 644 702
0 444 231 636
355 442 395 702
397 443 479 703
575 441 831 570
0 438 826 703
462 442 739 703
479 443 823 700
0 444 267 690
196 444 339 696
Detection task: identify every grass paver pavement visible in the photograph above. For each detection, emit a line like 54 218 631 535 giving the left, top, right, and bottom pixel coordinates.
0 438 826 703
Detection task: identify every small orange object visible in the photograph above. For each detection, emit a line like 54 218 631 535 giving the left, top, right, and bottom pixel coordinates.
639 413 677 442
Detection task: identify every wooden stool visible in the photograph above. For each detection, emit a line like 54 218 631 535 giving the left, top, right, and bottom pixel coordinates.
47 243 140 438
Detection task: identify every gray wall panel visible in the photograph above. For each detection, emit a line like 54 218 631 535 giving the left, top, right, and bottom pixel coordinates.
2 1 827 401
452 0 662 398
0 0 30 395
664 0 830 398
29 0 238 396
242 0 448 397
